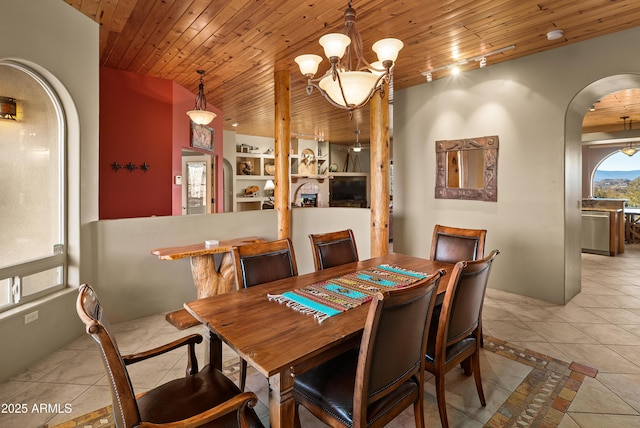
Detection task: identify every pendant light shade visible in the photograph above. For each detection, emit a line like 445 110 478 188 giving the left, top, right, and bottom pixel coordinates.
186 70 216 126
621 143 637 156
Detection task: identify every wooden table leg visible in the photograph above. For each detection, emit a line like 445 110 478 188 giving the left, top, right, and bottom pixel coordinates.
268 368 296 428
202 327 223 371
190 252 237 299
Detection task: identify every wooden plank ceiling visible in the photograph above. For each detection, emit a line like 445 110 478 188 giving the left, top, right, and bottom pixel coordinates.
65 0 640 144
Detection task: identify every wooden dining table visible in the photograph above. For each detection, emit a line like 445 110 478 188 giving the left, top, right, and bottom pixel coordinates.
184 252 453 428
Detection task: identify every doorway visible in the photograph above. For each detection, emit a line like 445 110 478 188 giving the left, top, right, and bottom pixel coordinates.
181 153 216 215
565 73 640 303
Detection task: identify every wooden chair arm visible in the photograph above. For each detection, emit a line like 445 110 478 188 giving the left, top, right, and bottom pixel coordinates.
122 333 202 374
136 391 259 428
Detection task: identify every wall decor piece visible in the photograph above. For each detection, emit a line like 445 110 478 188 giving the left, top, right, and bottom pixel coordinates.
190 122 214 151
125 162 138 172
435 135 498 202
111 161 149 173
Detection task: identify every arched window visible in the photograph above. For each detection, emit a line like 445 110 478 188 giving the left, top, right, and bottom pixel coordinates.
593 150 640 207
0 62 66 311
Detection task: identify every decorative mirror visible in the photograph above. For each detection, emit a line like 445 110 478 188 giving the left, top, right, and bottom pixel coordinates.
435 135 499 202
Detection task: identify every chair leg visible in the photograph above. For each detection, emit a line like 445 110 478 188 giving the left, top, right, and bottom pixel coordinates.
239 358 247 391
471 351 486 407
413 399 425 428
461 356 472 376
435 372 450 428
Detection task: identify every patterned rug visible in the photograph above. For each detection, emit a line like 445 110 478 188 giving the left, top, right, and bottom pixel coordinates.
48 336 597 428
268 264 429 322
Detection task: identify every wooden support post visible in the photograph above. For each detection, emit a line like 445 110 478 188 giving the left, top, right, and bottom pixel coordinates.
370 83 390 256
274 70 292 239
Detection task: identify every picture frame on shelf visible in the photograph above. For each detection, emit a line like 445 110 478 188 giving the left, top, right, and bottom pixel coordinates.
190 122 214 151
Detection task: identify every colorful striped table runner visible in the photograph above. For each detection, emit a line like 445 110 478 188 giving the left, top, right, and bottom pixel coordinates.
267 264 428 322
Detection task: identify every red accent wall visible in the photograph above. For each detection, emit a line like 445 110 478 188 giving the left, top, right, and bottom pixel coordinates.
99 67 223 219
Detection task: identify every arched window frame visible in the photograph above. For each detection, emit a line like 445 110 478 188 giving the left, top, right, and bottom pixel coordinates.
0 61 67 312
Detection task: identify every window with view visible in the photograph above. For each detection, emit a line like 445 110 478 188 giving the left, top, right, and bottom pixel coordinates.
0 62 66 311
593 150 640 207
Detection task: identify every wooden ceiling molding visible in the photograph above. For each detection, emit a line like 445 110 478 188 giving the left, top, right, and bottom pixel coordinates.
65 0 640 144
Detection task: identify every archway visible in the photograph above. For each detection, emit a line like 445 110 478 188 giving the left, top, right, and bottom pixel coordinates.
564 73 640 303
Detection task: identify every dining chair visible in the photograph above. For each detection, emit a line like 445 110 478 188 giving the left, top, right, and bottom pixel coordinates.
424 250 500 428
430 224 487 264
430 224 488 346
232 238 298 390
75 284 264 428
308 229 359 271
292 269 445 428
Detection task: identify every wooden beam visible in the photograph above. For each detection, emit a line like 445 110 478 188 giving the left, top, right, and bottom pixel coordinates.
370 83 390 256
274 70 291 239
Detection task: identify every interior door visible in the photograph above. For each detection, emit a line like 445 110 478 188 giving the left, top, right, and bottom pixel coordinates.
182 155 216 215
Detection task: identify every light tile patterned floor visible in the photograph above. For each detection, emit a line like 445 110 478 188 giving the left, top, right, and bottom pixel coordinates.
1 247 640 427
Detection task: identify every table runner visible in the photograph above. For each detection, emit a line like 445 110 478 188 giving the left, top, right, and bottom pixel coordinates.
267 264 428 322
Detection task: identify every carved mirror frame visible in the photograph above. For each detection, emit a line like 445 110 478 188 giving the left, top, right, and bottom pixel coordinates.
435 135 499 202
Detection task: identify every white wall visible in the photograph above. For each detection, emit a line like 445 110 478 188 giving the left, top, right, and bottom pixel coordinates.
0 0 99 382
394 26 640 304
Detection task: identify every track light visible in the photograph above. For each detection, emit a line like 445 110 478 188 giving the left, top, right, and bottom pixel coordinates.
422 44 515 82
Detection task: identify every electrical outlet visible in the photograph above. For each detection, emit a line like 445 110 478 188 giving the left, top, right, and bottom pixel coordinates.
24 310 38 324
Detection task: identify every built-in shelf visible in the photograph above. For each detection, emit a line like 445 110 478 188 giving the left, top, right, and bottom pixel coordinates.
232 138 330 211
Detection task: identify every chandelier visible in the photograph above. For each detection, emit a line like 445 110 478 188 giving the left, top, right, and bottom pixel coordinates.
294 0 403 113
186 70 216 125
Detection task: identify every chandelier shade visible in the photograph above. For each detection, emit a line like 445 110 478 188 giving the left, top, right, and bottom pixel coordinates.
372 38 404 63
319 33 351 59
294 54 323 76
186 70 216 126
319 70 380 108
294 0 402 112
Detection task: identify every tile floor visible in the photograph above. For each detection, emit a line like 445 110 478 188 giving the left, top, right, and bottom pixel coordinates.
1 247 640 427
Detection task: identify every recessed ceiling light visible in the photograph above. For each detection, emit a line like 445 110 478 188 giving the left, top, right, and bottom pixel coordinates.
546 29 564 41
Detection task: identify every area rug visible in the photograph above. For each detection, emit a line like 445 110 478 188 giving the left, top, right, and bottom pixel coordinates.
484 336 598 427
47 336 597 428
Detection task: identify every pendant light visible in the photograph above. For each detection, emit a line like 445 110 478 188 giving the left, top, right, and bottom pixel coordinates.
186 70 216 125
621 142 637 157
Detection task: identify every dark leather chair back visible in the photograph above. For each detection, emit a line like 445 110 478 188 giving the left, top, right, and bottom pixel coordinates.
233 238 298 289
293 270 444 428
445 251 497 345
430 224 486 263
361 271 443 404
309 229 359 271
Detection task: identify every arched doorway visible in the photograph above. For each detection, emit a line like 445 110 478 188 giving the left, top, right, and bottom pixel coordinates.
564 73 640 302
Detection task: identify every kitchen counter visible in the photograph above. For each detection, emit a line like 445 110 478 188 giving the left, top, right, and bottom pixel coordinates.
581 199 625 255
